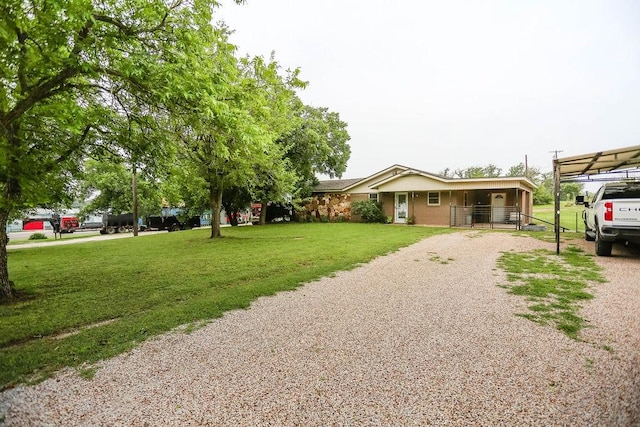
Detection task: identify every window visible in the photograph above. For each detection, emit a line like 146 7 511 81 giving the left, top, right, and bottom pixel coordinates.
369 193 379 202
602 182 640 199
463 192 468 207
427 192 440 206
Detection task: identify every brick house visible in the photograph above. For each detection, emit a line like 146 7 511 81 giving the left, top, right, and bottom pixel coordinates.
304 165 536 227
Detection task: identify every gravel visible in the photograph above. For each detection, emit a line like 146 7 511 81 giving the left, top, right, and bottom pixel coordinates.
1 231 639 426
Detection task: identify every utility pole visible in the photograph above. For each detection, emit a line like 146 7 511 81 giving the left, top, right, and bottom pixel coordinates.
550 150 563 159
132 164 139 237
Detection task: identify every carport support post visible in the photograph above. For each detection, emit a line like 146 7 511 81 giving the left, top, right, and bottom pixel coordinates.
553 159 561 254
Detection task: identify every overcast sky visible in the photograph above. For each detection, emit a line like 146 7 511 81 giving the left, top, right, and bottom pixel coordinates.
216 1 640 179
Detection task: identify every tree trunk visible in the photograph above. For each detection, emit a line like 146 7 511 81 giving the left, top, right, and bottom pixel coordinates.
228 211 238 226
0 208 15 301
210 184 223 238
259 198 268 225
221 201 239 226
2 124 19 300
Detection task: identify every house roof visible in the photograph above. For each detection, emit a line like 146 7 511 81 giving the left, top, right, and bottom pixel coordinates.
368 167 448 188
341 164 412 191
314 164 413 193
314 164 536 193
313 178 365 192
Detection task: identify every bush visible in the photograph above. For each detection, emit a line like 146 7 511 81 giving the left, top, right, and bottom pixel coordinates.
351 200 386 223
533 186 553 205
28 233 48 240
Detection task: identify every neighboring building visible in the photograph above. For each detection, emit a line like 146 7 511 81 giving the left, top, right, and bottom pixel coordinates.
6 220 23 233
304 165 536 227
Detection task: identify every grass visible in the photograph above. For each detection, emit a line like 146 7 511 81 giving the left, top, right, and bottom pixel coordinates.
497 246 606 339
1 223 451 389
532 203 587 233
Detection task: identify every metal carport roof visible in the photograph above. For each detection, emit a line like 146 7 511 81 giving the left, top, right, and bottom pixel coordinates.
554 144 640 182
552 144 640 253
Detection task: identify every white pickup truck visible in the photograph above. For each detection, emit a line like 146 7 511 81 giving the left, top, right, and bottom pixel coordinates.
583 181 640 256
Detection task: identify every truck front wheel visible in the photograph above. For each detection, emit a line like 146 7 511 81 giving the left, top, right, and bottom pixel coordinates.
595 228 613 256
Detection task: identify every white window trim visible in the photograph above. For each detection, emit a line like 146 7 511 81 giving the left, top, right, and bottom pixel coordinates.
427 191 440 206
369 193 379 202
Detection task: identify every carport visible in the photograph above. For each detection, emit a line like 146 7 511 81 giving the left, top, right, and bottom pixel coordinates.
552 144 640 254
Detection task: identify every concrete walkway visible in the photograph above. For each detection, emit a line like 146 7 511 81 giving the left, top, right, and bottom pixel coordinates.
6 230 164 250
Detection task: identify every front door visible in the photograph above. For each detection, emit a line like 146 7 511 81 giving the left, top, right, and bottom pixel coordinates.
491 193 506 223
395 192 408 223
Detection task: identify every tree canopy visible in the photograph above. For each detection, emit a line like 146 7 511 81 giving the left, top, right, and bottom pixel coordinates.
79 158 163 219
283 103 351 195
0 0 352 300
0 0 245 299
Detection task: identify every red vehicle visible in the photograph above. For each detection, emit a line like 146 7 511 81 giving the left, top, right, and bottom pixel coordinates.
23 216 79 233
60 217 80 233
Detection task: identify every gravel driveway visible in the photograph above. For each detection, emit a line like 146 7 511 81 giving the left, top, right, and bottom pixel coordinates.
1 231 639 426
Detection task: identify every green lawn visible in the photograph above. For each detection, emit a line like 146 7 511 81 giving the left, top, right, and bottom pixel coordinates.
1 223 450 389
532 203 587 233
497 246 605 340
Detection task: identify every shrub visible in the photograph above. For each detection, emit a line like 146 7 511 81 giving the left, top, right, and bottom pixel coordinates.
28 233 48 240
533 186 553 205
351 200 386 223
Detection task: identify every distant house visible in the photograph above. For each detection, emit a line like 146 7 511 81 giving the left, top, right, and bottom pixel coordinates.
305 165 536 227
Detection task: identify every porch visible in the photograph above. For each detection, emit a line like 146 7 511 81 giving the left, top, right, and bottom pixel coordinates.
450 205 524 229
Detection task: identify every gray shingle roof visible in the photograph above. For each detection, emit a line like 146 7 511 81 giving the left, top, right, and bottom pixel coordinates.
313 178 364 192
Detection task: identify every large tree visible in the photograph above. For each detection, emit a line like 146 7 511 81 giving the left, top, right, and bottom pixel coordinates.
0 0 235 300
235 58 305 226
284 103 351 194
161 159 209 221
506 162 542 182
173 45 304 238
78 158 163 219
254 100 351 224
